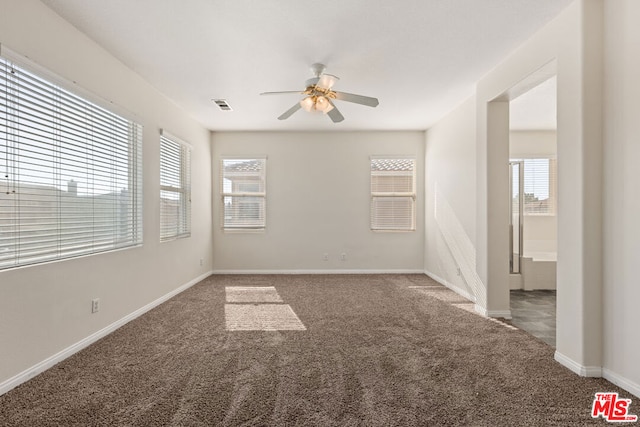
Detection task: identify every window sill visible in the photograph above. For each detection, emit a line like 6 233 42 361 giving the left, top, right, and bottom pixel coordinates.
222 228 266 234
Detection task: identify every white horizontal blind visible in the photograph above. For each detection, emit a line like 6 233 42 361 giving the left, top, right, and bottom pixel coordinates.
221 158 266 230
371 158 416 231
512 158 557 215
160 131 191 241
0 54 143 270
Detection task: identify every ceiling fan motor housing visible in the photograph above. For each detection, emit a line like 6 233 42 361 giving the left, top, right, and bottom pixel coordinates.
310 63 327 77
305 77 320 88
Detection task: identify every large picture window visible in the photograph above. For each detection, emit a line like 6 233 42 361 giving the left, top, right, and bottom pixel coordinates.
370 157 416 231
0 53 142 270
160 131 191 241
220 158 266 230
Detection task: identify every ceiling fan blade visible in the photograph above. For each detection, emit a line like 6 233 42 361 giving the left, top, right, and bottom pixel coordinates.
277 103 302 120
333 91 379 107
261 91 303 96
317 73 339 90
326 100 344 123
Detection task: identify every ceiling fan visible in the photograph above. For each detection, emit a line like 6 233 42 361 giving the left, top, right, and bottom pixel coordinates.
260 63 379 123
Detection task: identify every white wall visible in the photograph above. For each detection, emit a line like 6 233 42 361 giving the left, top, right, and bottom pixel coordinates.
602 0 640 396
510 131 558 255
447 0 638 397
0 0 213 391
509 130 556 158
211 131 425 273
424 96 478 301
474 0 606 372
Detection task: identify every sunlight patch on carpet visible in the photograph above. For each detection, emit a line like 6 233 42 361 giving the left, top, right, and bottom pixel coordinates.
411 287 470 303
411 285 518 330
451 302 477 313
225 304 306 331
225 286 283 303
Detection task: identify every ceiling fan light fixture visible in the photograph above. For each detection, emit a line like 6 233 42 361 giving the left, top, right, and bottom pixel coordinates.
316 96 334 113
263 63 378 122
300 96 315 112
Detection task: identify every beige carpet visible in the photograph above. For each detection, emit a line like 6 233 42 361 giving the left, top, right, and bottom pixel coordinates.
0 274 630 426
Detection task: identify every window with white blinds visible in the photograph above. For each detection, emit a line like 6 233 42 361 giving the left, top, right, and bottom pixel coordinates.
370 157 416 231
512 157 557 215
221 158 266 230
160 131 191 241
0 53 143 270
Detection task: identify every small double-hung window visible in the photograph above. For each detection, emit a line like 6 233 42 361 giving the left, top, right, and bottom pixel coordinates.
160 131 191 241
370 157 416 231
220 158 266 230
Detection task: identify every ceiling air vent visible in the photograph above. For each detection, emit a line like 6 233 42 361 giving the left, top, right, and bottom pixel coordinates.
212 99 232 111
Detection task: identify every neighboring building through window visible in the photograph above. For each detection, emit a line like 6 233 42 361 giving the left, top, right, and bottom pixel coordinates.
160 131 191 241
511 157 557 215
220 158 266 230
370 157 416 231
0 52 143 270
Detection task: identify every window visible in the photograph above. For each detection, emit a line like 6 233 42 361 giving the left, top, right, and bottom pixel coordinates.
0 52 142 270
370 157 416 231
511 157 557 215
160 130 191 241
221 158 266 230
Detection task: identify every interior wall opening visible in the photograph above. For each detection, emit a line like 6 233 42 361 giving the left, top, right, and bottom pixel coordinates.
508 75 558 347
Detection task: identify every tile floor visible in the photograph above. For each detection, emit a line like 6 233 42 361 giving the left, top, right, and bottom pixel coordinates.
510 289 556 347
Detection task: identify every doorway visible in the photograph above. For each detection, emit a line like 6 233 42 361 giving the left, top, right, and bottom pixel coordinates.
508 75 558 346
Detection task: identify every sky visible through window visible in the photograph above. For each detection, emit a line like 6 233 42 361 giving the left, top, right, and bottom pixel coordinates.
1 56 132 198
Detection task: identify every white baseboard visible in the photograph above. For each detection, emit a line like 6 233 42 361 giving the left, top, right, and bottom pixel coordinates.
554 351 602 377
471 305 513 319
486 309 512 319
424 270 476 302
211 269 425 275
424 270 511 318
0 270 212 397
603 368 640 399
474 304 488 316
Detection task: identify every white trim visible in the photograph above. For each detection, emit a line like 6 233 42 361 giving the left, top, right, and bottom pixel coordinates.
486 309 512 319
0 271 212 397
424 270 477 302
554 351 602 377
211 269 425 275
471 305 512 319
603 368 640 399
0 43 139 123
160 129 193 149
474 304 489 316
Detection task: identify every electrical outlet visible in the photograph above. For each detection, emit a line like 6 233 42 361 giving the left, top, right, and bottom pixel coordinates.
341 253 347 261
199 258 203 266
323 253 329 261
457 267 461 276
91 298 100 313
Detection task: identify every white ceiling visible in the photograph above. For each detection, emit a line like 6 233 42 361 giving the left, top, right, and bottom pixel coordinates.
40 0 570 132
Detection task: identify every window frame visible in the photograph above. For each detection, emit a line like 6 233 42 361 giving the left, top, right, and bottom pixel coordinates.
510 156 557 216
159 130 191 242
0 47 143 270
220 157 267 231
370 156 417 232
